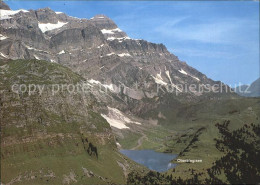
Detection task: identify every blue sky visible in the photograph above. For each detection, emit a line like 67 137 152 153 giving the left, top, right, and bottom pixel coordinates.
6 1 259 86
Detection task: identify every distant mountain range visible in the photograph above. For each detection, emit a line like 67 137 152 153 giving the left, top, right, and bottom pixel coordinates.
235 78 260 97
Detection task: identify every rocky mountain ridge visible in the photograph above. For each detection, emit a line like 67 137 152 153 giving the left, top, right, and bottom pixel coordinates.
0 2 239 138
0 5 226 86
235 77 260 97
0 3 236 119
1 2 258 184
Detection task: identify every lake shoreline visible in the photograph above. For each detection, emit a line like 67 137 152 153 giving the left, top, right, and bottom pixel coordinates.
120 149 178 172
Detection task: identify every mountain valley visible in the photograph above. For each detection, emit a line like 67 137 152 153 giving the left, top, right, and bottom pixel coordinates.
0 2 259 184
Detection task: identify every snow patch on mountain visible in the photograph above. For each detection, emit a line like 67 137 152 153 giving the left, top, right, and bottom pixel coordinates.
38 21 68 33
58 50 65 55
88 79 114 91
107 37 117 41
116 142 121 147
178 68 200 81
101 28 123 34
112 28 122 32
101 107 141 129
152 69 182 91
152 75 167 86
101 29 114 34
107 36 130 41
190 75 200 81
178 69 188 75
25 45 36 50
0 9 29 20
118 53 131 57
0 34 8 40
88 79 101 84
152 70 168 86
90 16 106 20
106 52 115 56
105 52 131 57
97 44 104 49
171 83 182 92
34 55 40 60
0 52 8 58
103 84 114 91
101 114 129 129
165 70 173 84
24 44 48 53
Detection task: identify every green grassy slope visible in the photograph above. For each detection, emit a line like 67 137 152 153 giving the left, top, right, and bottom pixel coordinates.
117 92 260 180
0 59 146 185
164 97 260 180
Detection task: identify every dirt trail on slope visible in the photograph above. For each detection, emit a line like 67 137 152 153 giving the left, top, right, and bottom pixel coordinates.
131 133 147 150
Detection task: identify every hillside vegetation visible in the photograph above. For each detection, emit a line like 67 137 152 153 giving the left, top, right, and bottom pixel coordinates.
0 59 146 185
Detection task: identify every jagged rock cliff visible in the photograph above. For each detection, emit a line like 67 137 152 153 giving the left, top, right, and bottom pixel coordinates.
0 3 249 184
0 3 235 119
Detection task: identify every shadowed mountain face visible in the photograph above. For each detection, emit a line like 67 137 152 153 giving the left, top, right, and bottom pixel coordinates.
235 78 260 97
0 4 237 124
0 5 235 105
0 1 10 10
0 3 239 147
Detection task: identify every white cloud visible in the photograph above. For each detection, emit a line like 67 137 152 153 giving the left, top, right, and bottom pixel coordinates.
172 48 241 59
155 18 258 45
